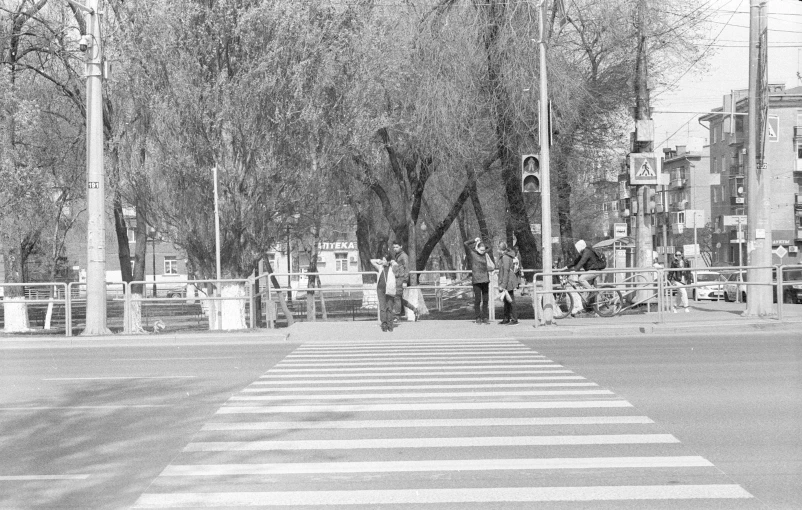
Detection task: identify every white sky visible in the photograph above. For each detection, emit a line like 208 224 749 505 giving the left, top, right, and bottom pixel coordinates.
652 0 802 152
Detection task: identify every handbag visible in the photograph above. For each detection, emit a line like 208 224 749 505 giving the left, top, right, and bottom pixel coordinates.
485 253 496 272
384 267 396 296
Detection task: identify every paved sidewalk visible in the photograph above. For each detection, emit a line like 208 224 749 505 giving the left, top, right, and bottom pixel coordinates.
2 301 799 347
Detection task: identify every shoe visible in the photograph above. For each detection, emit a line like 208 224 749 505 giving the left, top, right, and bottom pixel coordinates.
507 319 519 325
499 319 510 325
481 318 490 325
393 317 399 325
474 318 482 324
684 308 690 313
381 325 387 332
673 309 678 314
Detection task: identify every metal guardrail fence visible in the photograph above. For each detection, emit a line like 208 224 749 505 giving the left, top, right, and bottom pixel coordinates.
1 264 800 336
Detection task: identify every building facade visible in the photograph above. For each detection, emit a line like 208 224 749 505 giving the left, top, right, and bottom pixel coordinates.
701 85 802 267
655 146 714 265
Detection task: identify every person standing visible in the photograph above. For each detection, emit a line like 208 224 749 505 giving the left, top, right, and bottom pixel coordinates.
391 242 419 323
370 254 396 332
497 242 519 325
464 237 493 324
668 250 690 313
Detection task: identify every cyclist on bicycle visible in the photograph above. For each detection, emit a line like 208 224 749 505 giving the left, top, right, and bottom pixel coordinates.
562 240 606 306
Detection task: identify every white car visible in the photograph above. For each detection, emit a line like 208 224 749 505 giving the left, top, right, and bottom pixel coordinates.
691 271 727 300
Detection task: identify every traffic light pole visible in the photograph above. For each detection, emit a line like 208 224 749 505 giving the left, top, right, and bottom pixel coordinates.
537 0 554 324
81 0 109 335
633 0 653 271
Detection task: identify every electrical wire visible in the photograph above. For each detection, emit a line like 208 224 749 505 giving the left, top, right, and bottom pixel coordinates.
652 0 744 101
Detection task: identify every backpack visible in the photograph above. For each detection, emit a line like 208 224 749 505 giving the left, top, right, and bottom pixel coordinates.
512 256 522 277
591 248 607 270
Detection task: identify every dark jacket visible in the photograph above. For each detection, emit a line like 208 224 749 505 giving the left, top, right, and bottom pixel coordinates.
464 240 490 284
498 250 519 291
668 257 688 283
393 250 410 291
570 247 605 272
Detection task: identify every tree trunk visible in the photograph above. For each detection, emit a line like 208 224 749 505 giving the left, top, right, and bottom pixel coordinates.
262 259 294 326
306 224 321 322
2 244 29 333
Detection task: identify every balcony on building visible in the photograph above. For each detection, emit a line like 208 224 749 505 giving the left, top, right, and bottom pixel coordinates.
669 200 688 213
729 164 745 176
728 131 745 146
794 126 802 139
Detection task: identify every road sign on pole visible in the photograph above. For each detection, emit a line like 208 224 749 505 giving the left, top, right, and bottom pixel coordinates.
614 223 628 239
629 153 660 185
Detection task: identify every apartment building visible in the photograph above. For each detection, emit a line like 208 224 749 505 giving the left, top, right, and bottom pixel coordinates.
701 84 802 266
654 145 714 265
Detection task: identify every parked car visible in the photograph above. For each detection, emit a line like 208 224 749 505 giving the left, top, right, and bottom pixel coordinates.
724 272 746 302
691 271 727 300
723 269 802 304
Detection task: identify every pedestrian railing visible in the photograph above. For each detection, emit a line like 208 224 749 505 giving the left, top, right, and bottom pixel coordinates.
1 264 799 336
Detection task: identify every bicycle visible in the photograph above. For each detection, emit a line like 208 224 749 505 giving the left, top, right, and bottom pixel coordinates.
551 273 623 319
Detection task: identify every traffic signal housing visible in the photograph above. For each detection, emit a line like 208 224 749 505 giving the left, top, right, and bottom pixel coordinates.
521 154 540 193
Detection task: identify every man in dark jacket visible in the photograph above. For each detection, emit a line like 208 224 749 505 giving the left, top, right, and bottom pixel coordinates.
392 242 419 322
497 242 519 325
567 239 605 291
464 237 492 324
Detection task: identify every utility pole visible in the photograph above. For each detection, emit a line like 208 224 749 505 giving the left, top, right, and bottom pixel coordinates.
633 0 653 270
537 0 554 324
81 0 109 335
746 0 773 316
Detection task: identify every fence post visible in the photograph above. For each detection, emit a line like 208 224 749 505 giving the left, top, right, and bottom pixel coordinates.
249 277 256 329
776 265 784 322
532 274 540 328
123 281 130 334
66 283 73 337
656 269 664 323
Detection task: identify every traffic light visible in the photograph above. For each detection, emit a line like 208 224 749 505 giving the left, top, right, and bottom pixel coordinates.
646 187 656 214
521 154 540 193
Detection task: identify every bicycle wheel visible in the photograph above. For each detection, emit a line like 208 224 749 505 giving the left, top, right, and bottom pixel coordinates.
551 291 573 319
594 288 622 317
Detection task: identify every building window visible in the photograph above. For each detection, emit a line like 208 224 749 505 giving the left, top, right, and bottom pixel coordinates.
797 141 802 171
164 256 178 275
335 252 348 272
711 157 718 174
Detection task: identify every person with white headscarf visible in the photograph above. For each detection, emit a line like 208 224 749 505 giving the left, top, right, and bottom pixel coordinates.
563 239 607 309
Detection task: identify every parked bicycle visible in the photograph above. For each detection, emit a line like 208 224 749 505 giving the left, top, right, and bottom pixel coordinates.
551 273 623 319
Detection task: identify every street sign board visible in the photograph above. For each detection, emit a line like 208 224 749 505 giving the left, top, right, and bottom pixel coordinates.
629 152 660 185
530 223 541 235
614 223 628 239
684 209 705 228
683 244 699 257
723 215 747 226
773 246 788 258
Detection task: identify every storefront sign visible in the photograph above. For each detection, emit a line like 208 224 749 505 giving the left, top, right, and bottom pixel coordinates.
318 242 357 251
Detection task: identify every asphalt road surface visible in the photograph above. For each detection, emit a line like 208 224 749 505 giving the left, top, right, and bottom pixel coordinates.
1 330 799 509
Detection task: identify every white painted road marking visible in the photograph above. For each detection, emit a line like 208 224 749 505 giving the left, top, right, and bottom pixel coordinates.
184 434 680 451
201 416 655 430
253 374 580 384
242 382 596 391
133 485 752 507
268 364 565 373
159 456 714 476
217 401 632 414
259 369 573 378
228 389 614 400
43 376 197 381
275 359 558 367
0 475 90 480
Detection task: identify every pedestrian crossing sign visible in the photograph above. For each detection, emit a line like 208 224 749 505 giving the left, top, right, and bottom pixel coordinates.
767 115 778 142
629 153 660 185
